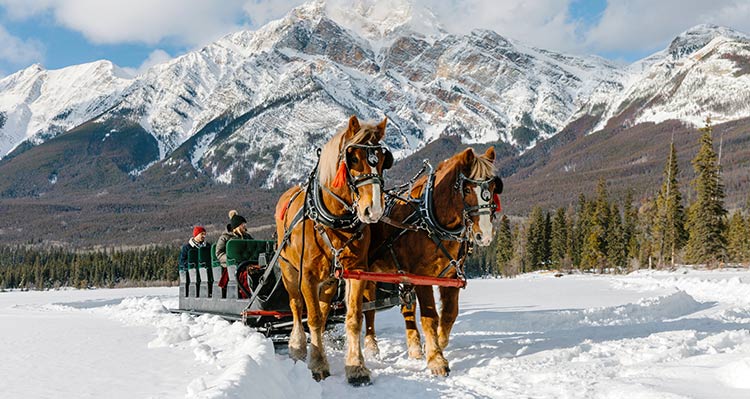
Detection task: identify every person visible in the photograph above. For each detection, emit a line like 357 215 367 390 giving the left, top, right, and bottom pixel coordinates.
215 210 253 267
179 226 208 271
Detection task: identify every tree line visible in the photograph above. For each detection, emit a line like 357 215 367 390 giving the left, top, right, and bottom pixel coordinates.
0 245 179 290
466 117 750 277
2 119 748 289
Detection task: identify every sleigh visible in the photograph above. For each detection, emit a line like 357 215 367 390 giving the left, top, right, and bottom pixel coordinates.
173 239 401 342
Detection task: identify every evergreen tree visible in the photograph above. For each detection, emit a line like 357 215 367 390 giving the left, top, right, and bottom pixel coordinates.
525 206 546 270
607 203 627 271
495 215 514 275
542 211 552 268
623 190 639 265
550 207 569 269
685 118 728 264
581 178 610 272
652 142 687 267
726 212 750 263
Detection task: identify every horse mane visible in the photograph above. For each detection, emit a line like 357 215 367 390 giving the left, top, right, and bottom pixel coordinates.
469 150 495 180
319 120 383 185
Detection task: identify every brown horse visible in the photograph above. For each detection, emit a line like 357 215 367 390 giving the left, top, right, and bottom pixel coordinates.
365 147 501 376
274 115 393 385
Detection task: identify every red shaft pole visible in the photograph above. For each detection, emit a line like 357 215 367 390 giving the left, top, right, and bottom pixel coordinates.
340 269 466 288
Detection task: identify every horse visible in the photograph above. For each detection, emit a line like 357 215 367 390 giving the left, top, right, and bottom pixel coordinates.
274 115 393 386
364 147 502 376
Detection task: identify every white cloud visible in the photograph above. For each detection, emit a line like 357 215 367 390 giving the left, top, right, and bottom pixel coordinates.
242 0 305 27
0 0 252 47
0 23 44 67
120 49 173 77
419 0 585 53
585 0 750 54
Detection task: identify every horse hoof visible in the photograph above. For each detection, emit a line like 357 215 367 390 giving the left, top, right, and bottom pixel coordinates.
347 375 372 387
429 364 450 377
311 369 330 381
345 365 371 386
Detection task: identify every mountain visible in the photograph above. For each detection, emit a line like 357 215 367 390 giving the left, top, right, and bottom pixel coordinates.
0 61 132 158
576 24 750 133
0 0 621 192
1 2 750 247
500 24 750 213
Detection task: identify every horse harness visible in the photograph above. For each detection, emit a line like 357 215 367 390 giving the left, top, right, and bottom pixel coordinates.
374 160 499 282
273 143 390 281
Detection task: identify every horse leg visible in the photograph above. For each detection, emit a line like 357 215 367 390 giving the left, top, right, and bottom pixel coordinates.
283 271 307 363
402 290 423 359
437 286 460 351
363 281 379 358
317 278 339 322
302 277 330 381
344 278 371 386
415 285 450 376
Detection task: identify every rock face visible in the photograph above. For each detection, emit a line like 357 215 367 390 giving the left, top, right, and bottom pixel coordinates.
577 24 750 133
0 0 621 189
1 3 749 193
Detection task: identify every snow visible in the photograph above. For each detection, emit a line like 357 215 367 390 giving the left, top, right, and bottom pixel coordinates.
2 268 750 398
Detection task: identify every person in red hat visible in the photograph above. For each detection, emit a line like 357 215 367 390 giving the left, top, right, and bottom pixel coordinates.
178 226 208 271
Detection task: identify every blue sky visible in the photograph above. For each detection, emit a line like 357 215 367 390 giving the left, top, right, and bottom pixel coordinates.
1 0 749 77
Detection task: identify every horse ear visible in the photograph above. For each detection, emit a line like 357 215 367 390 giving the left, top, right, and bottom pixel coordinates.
347 115 361 138
460 148 475 165
484 146 496 162
376 117 387 140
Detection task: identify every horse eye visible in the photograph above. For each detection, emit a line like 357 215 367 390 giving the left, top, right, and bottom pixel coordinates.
349 155 359 164
463 187 472 195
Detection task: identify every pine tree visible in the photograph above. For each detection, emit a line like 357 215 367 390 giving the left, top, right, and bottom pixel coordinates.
542 211 552 268
525 206 546 270
607 203 627 271
495 215 514 275
726 212 750 263
685 118 728 264
652 142 687 267
581 178 610 272
550 207 569 269
623 190 639 265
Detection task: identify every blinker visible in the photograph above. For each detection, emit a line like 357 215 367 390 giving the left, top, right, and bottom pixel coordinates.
367 148 379 167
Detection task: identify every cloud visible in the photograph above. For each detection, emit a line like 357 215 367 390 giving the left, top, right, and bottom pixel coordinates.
243 0 305 27
120 49 173 77
0 23 45 67
585 0 750 54
420 0 585 53
0 0 252 47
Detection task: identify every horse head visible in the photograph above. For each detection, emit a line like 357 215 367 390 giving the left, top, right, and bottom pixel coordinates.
321 115 392 224
454 147 503 246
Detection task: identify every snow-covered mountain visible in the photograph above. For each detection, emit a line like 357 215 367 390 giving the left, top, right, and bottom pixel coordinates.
0 0 622 188
2 2 749 190
0 61 132 157
577 24 750 133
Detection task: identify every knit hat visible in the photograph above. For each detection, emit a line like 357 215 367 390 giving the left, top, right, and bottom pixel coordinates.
193 226 206 237
228 210 247 230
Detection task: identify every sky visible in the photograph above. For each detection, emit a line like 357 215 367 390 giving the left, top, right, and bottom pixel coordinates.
1 0 750 77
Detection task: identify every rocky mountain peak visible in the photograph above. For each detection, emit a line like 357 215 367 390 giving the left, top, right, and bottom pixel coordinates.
667 24 749 60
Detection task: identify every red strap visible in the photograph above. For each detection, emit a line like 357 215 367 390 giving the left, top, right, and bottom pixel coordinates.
493 194 502 213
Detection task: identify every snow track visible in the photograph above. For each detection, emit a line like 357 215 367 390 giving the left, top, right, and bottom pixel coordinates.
1 270 749 398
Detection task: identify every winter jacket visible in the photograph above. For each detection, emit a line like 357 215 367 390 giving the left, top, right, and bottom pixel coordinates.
178 238 208 271
215 230 253 267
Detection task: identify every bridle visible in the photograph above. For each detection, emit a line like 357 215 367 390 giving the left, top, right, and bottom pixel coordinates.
339 143 392 203
454 172 500 220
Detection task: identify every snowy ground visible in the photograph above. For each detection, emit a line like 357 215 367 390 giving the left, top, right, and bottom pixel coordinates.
2 268 750 398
